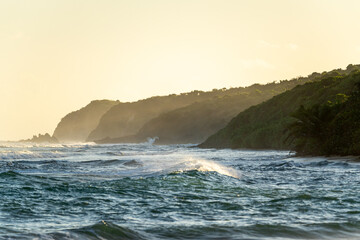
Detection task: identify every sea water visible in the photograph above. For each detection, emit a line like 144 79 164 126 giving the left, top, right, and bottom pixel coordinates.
1 142 360 239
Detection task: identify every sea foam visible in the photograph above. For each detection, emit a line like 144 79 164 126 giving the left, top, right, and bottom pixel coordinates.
175 158 241 179
141 156 242 179
0 150 63 160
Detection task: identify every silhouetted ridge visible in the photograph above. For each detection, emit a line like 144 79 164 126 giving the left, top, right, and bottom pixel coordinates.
53 64 359 146
87 87 278 142
53 100 118 142
102 78 315 144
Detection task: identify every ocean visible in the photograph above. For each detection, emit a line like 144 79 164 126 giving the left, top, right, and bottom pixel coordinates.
1 142 360 239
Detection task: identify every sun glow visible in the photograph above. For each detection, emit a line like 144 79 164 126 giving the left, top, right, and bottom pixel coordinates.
1 0 360 140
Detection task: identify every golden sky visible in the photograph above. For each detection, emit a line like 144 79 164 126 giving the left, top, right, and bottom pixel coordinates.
1 0 360 141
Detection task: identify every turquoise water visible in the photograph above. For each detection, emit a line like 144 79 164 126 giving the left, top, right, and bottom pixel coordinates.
1 142 360 239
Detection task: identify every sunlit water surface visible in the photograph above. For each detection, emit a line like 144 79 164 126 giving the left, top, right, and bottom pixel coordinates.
1 142 360 239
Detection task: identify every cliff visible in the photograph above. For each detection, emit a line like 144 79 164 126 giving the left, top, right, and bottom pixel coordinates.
86 88 263 142
53 100 118 142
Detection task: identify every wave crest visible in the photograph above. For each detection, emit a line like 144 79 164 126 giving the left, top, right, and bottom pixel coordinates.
157 157 241 179
69 221 145 240
181 158 241 179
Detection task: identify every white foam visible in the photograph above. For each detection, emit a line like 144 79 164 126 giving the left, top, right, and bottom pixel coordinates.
141 157 241 179
146 137 159 145
176 158 241 179
0 150 63 160
0 141 96 149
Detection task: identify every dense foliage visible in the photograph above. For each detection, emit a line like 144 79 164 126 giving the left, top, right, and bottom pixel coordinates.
94 78 315 144
199 65 360 155
286 75 360 155
89 77 313 143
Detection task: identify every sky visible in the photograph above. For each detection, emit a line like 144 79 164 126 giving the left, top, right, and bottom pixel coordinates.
1 0 360 141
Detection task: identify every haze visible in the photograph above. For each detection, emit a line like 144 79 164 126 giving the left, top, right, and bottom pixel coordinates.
1 0 359 141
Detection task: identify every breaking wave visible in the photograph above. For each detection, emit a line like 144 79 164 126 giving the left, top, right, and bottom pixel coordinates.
141 157 241 179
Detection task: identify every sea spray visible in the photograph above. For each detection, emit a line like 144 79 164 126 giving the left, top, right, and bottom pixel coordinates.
0 150 64 160
174 157 241 179
146 136 159 145
136 156 242 179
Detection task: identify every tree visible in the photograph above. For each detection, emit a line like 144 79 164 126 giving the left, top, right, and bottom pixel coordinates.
285 104 337 155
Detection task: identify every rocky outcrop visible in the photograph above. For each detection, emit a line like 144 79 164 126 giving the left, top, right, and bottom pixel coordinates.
21 133 58 143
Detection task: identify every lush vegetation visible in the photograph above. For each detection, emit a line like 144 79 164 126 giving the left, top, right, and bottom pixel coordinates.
199 64 360 155
53 63 360 154
88 80 310 143
107 79 315 144
286 76 360 156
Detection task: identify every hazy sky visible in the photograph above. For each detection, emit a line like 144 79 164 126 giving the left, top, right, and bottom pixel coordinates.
1 0 360 141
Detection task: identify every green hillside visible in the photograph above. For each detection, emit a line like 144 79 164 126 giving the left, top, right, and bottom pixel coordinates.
286 75 360 156
199 64 360 152
104 79 315 144
87 83 304 143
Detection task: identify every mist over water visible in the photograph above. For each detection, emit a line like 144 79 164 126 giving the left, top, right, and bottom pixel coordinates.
1 142 360 239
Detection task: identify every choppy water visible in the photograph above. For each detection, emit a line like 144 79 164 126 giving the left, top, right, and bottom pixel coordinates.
1 142 360 239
